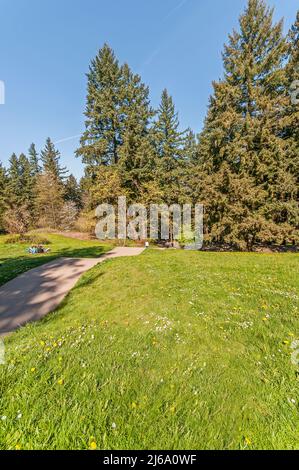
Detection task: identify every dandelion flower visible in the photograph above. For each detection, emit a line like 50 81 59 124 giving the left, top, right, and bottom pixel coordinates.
245 437 252 446
15 444 21 450
89 440 97 450
57 378 64 386
31 367 36 373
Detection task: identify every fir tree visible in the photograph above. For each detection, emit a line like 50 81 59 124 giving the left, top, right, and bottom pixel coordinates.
77 44 123 173
198 0 296 248
0 164 8 231
117 63 156 199
40 138 67 181
35 172 65 229
7 153 22 205
18 153 34 208
154 89 186 164
64 174 82 209
78 45 156 202
28 143 40 176
153 89 187 204
283 11 299 183
183 129 198 164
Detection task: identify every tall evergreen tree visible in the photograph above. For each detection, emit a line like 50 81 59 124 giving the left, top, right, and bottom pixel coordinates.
77 44 123 173
77 44 156 203
117 63 156 199
7 153 20 204
152 89 187 203
64 174 82 209
198 0 296 248
35 172 65 229
154 89 186 164
40 138 67 181
18 153 34 208
0 164 8 231
28 143 40 176
282 11 299 179
183 129 198 164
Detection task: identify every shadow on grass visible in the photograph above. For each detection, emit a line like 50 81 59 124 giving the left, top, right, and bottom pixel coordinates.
19 267 106 333
0 246 108 287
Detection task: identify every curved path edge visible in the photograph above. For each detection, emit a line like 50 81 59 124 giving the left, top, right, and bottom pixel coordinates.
0 247 145 335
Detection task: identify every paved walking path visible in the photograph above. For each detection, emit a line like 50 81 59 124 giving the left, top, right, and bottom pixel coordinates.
0 247 145 335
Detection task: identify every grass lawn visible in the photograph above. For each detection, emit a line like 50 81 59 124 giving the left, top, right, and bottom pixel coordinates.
0 247 298 450
0 233 112 287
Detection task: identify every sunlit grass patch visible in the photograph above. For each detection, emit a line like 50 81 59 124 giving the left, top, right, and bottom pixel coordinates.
0 250 298 449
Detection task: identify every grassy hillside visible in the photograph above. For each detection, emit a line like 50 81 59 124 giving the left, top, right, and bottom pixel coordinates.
0 234 111 287
0 249 298 450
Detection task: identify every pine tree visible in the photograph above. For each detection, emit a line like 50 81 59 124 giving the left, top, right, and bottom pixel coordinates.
117 63 156 199
28 143 40 176
40 138 67 181
35 172 65 229
78 45 156 203
282 11 299 192
77 44 123 173
6 153 35 229
153 89 187 204
0 164 8 231
198 0 295 248
183 129 198 164
7 153 22 205
18 153 34 207
64 174 82 209
154 89 186 164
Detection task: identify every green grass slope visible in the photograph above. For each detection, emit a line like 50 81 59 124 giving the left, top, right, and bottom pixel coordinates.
0 234 111 287
0 250 298 450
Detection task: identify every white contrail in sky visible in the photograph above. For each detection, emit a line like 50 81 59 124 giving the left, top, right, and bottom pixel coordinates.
164 0 189 20
54 134 81 145
139 0 190 71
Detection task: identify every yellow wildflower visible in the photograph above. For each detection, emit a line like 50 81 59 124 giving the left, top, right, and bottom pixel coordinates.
15 444 21 450
31 367 36 373
89 436 97 450
57 378 64 386
131 402 137 409
245 437 252 446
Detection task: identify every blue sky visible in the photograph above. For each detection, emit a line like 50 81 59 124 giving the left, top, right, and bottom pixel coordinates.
0 0 298 178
